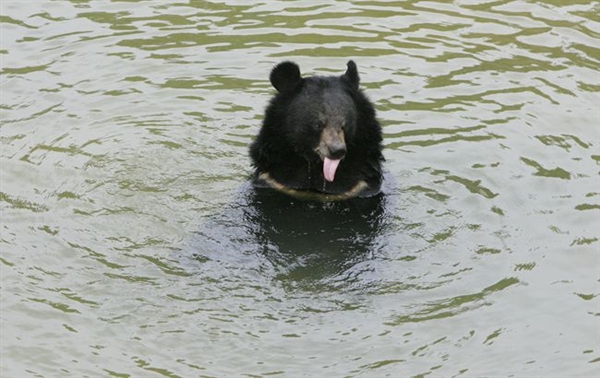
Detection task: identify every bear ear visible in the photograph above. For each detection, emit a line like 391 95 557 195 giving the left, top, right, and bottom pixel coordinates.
342 60 360 90
270 61 302 94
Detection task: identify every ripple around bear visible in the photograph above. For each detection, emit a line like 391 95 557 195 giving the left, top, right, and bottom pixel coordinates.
250 60 384 200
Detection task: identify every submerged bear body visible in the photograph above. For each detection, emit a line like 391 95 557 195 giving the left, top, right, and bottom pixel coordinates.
250 60 384 199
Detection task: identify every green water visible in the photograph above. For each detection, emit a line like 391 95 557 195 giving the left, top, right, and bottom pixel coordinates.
1 1 599 377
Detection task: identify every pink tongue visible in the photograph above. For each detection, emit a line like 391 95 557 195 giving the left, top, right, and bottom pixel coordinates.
323 157 341 182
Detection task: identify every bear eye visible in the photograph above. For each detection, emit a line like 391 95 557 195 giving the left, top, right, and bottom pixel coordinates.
315 121 325 130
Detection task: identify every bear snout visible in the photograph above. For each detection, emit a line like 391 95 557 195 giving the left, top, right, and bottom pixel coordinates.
318 126 346 160
328 142 346 160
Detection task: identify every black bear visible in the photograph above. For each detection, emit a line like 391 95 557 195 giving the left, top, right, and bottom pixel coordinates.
250 60 384 200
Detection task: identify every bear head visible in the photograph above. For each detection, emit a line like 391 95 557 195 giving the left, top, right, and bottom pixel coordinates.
270 61 360 181
250 60 383 199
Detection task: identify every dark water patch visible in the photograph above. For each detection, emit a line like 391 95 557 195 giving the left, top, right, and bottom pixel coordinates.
0 192 49 213
385 277 520 325
521 157 572 179
184 185 390 291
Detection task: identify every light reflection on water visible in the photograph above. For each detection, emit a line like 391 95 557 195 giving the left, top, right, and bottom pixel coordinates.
1 1 599 377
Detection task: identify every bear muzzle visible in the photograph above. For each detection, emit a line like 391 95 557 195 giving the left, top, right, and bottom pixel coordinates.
317 127 346 182
327 141 346 160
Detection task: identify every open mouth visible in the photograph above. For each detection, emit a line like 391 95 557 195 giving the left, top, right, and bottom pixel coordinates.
314 127 346 183
323 156 341 182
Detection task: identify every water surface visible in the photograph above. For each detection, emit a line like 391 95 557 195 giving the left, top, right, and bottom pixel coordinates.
1 1 599 377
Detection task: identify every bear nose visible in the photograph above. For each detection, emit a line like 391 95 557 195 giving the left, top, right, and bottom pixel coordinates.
328 143 346 159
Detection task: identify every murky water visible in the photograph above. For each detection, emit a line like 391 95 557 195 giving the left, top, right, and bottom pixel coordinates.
2 1 599 377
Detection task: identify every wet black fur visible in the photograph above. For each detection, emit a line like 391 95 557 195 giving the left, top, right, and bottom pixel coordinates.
250 60 384 197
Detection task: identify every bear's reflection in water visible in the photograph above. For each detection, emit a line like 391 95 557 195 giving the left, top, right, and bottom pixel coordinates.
189 185 388 288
